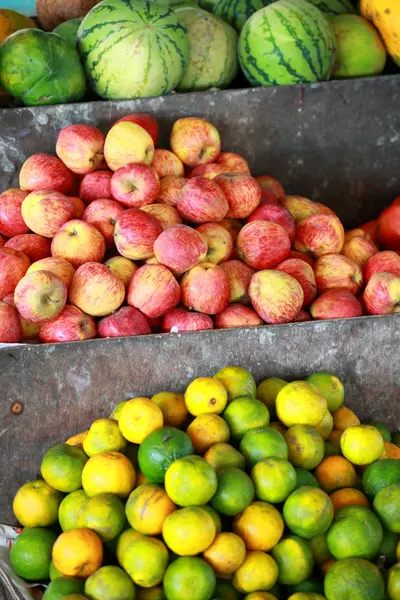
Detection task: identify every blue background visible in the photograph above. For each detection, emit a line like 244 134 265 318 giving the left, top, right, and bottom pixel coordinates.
0 1 36 15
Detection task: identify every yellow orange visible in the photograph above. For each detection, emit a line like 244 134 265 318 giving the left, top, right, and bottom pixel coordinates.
332 406 360 431
233 551 278 594
162 506 216 556
151 391 188 428
119 397 163 444
187 413 230 454
65 431 89 447
116 529 144 567
123 536 169 588
340 425 384 465
314 456 358 493
126 484 176 535
82 451 136 499
13 480 63 528
276 381 327 428
233 501 284 552
52 529 103 578
203 532 246 575
184 377 228 416
329 488 370 512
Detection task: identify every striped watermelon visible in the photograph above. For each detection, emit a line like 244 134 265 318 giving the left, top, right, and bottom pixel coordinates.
77 0 190 100
305 0 356 15
238 0 336 87
176 7 238 91
212 0 265 31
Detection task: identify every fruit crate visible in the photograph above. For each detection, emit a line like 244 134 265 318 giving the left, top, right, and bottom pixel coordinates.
1 74 400 525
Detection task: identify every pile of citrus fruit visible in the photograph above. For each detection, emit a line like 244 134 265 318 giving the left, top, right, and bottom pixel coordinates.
10 366 400 600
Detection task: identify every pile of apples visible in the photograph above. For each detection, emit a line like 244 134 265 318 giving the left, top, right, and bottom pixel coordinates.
1 113 400 345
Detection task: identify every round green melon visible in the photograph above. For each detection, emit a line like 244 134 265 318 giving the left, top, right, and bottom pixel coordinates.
0 29 86 106
238 0 336 87
77 0 190 100
305 0 356 15
176 7 238 92
53 18 83 46
212 0 265 32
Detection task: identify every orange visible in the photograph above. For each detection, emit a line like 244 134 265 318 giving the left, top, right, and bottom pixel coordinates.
163 556 216 600
384 442 400 459
84 565 136 600
306 372 344 413
184 377 228 416
283 487 334 539
83 418 127 456
329 488 370 512
341 425 384 465
314 456 358 493
58 489 88 531
271 536 314 585
82 451 136 498
309 535 332 565
233 501 284 551
65 430 89 447
233 551 278 594
116 528 143 566
187 413 230 454
109 400 127 421
52 529 103 578
314 411 334 440
76 493 126 542
203 532 246 575
13 480 63 527
125 484 176 535
162 506 216 555
276 381 327 428
165 455 217 506
284 425 324 470
256 377 287 419
151 391 188 428
326 505 383 560
201 505 222 533
10 527 57 582
223 397 270 440
122 536 169 587
40 443 88 493
204 442 246 471
326 429 343 450
119 397 164 443
214 365 257 403
332 406 360 431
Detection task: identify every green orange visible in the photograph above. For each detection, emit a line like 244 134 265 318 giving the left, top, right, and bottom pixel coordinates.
309 535 332 565
138 426 194 483
163 556 216 600
283 487 334 539
324 558 385 600
251 457 296 503
284 425 324 470
204 442 246 471
214 365 257 402
367 421 391 442
362 459 400 497
378 531 399 566
84 565 136 600
43 576 85 600
211 467 254 516
306 372 344 413
387 563 400 600
214 579 242 600
40 444 88 493
240 427 288 467
326 505 383 560
76 493 126 541
271 536 314 585
10 527 57 581
223 396 270 439
256 377 287 419
58 489 88 532
294 468 320 490
165 455 217 506
123 536 169 587
373 483 400 533
116 528 143 567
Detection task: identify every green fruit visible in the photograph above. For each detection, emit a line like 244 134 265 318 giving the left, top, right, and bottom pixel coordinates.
58 490 88 532
10 527 57 581
294 468 320 489
212 0 264 32
53 18 83 45
373 483 400 533
256 377 287 420
240 427 288 467
0 29 86 106
41 443 88 493
304 0 356 15
213 365 257 401
84 565 136 600
83 418 127 456
271 536 314 585
306 372 344 412
214 579 242 600
367 422 392 443
49 561 63 581
327 505 383 560
77 493 126 541
285 425 324 470
309 535 332 565
324 558 385 600
387 564 400 600
211 467 254 516
163 557 216 600
43 577 85 600
283 487 334 539
223 397 270 440
324 441 342 457
287 579 325 596
379 531 399 566
251 457 297 503
362 459 400 498
138 426 194 483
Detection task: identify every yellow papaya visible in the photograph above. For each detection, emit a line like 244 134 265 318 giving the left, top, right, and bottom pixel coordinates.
360 0 400 66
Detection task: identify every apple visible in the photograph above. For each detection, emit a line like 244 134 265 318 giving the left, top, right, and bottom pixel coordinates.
255 175 285 199
247 203 296 242
104 121 155 172
170 118 221 167
79 170 113 204
295 214 345 257
195 223 233 264
141 204 182 230
289 250 314 266
114 208 162 260
104 256 137 289
359 220 378 244
219 218 243 246
69 196 86 219
364 250 400 283
98 306 151 338
14 270 67 323
219 259 255 304
377 205 400 250
177 177 229 223
115 113 159 145
215 173 261 219
0 189 29 237
215 304 263 329
147 316 161 332
2 293 40 341
153 224 207 274
237 221 291 270
151 149 184 178
341 236 379 268
260 190 280 205
0 234 5 247
56 125 105 175
19 153 74 194
51 220 105 268
189 164 227 179
0 247 30 298
276 258 317 307
69 262 125 317
82 199 124 248
21 190 76 238
158 176 188 206
181 262 230 315
314 254 363 294
310 289 363 320
111 163 159 208
314 203 336 216
364 272 400 315
145 256 159 265
0 300 22 343
161 307 213 332
127 264 180 318
5 234 51 262
216 152 250 174
249 270 304 324
344 228 370 243
281 196 320 223
27 257 75 288
39 305 97 343
293 309 312 322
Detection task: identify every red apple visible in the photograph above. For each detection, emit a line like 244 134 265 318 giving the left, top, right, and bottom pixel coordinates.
147 316 161 332
82 199 124 248
341 236 378 268
215 304 263 329
314 254 363 295
249 270 303 324
189 164 227 179
151 149 184 179
364 250 400 283
310 289 363 320
177 177 228 223
215 173 261 219
0 189 29 237
170 118 221 167
359 220 378 244
98 306 151 338
289 250 314 266
104 121 154 172
0 234 5 247
104 256 137 289
158 176 188 206
295 214 344 257
114 208 162 260
0 247 30 298
161 307 213 332
281 196 320 223
255 175 285 199
111 163 159 209
21 190 76 238
51 220 105 268
260 190 280 205
27 257 75 288
377 205 400 250
69 196 86 219
364 272 400 315
391 196 400 207
56 125 105 175
237 221 291 270
293 309 312 322
14 270 67 323
181 262 230 315
2 293 39 341
19 153 74 194
39 304 96 343
115 113 158 145
79 170 113 204
196 223 233 264
219 259 255 304
5 234 51 262
276 258 317 307
216 152 250 174
0 300 22 342
127 264 180 318
154 224 207 274
141 204 182 230
69 262 125 317
247 203 296 242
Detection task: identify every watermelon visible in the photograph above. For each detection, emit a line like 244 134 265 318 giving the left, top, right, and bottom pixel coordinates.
238 0 336 87
176 7 238 91
305 0 356 16
77 0 190 100
53 17 83 45
212 0 265 32
0 29 86 106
